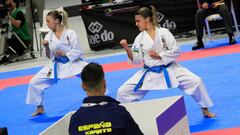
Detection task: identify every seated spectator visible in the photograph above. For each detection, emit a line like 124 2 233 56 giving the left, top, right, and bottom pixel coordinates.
0 0 31 64
69 62 143 135
192 0 236 50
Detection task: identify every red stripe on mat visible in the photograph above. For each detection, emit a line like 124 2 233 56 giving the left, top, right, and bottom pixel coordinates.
0 75 33 90
178 45 240 61
192 127 240 135
0 44 240 90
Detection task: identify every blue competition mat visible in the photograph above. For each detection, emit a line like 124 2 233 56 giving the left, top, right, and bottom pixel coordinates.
0 39 240 134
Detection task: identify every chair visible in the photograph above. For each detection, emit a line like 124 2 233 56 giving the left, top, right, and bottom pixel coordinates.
197 0 239 42
38 7 64 56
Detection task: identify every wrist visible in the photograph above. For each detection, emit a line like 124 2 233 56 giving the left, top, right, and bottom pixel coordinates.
124 46 130 51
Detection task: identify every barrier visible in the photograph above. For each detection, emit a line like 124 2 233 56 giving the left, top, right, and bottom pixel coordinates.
122 95 190 135
40 95 190 135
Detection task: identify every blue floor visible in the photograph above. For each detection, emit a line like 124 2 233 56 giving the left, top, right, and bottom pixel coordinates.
0 38 240 134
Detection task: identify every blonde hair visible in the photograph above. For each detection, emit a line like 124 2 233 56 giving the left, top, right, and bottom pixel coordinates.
135 5 159 28
47 9 69 28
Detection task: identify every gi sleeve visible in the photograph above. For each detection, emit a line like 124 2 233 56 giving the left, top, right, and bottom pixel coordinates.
129 33 143 65
158 28 180 65
65 30 83 62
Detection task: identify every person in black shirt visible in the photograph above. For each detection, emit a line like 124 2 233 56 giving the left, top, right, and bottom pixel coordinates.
68 62 143 135
192 0 236 50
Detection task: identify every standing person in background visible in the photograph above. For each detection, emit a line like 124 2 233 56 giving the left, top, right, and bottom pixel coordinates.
192 0 236 50
26 9 88 116
0 0 31 64
117 5 216 118
69 62 143 135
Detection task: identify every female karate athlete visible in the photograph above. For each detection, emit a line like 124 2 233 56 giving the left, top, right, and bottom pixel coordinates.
26 10 88 116
117 6 216 118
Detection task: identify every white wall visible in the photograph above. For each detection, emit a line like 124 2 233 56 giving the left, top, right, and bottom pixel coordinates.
45 0 82 9
68 16 92 53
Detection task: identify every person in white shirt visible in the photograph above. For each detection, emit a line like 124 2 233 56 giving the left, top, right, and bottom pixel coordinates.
117 5 216 118
26 9 88 116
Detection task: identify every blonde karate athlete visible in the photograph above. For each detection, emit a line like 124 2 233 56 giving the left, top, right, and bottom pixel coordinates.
26 10 88 116
117 6 216 118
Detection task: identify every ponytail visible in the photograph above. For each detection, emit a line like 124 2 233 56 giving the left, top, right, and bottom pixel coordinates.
149 5 159 28
59 10 69 28
47 9 69 28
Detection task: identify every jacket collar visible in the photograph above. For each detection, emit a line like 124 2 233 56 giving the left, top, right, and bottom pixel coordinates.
83 96 120 104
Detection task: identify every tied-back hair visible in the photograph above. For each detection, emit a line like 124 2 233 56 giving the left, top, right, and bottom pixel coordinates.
135 5 159 28
47 9 69 28
81 62 104 90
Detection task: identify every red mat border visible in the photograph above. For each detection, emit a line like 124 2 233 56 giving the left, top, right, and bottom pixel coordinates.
1 44 240 90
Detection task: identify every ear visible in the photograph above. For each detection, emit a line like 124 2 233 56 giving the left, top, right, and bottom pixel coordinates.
145 17 150 23
81 83 87 91
103 79 106 89
103 79 107 93
55 19 59 24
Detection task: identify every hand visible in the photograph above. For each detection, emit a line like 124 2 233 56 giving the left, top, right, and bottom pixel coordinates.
54 50 65 57
42 40 49 46
211 2 221 8
202 2 209 9
148 50 161 59
120 39 128 49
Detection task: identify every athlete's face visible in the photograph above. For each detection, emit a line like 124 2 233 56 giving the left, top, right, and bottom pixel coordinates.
135 15 149 31
46 15 57 31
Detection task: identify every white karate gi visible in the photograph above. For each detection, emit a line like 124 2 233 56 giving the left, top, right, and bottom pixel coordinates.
26 29 88 105
117 27 213 108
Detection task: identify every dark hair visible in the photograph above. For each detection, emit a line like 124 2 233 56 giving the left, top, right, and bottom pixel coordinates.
47 9 68 28
13 0 19 7
5 0 19 7
135 5 159 28
81 62 104 90
12 0 19 4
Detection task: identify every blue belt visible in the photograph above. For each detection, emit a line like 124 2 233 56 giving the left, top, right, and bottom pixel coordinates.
53 56 70 83
133 63 172 92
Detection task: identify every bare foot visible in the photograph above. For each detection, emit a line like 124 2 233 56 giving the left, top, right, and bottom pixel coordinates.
31 106 45 117
202 108 216 118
